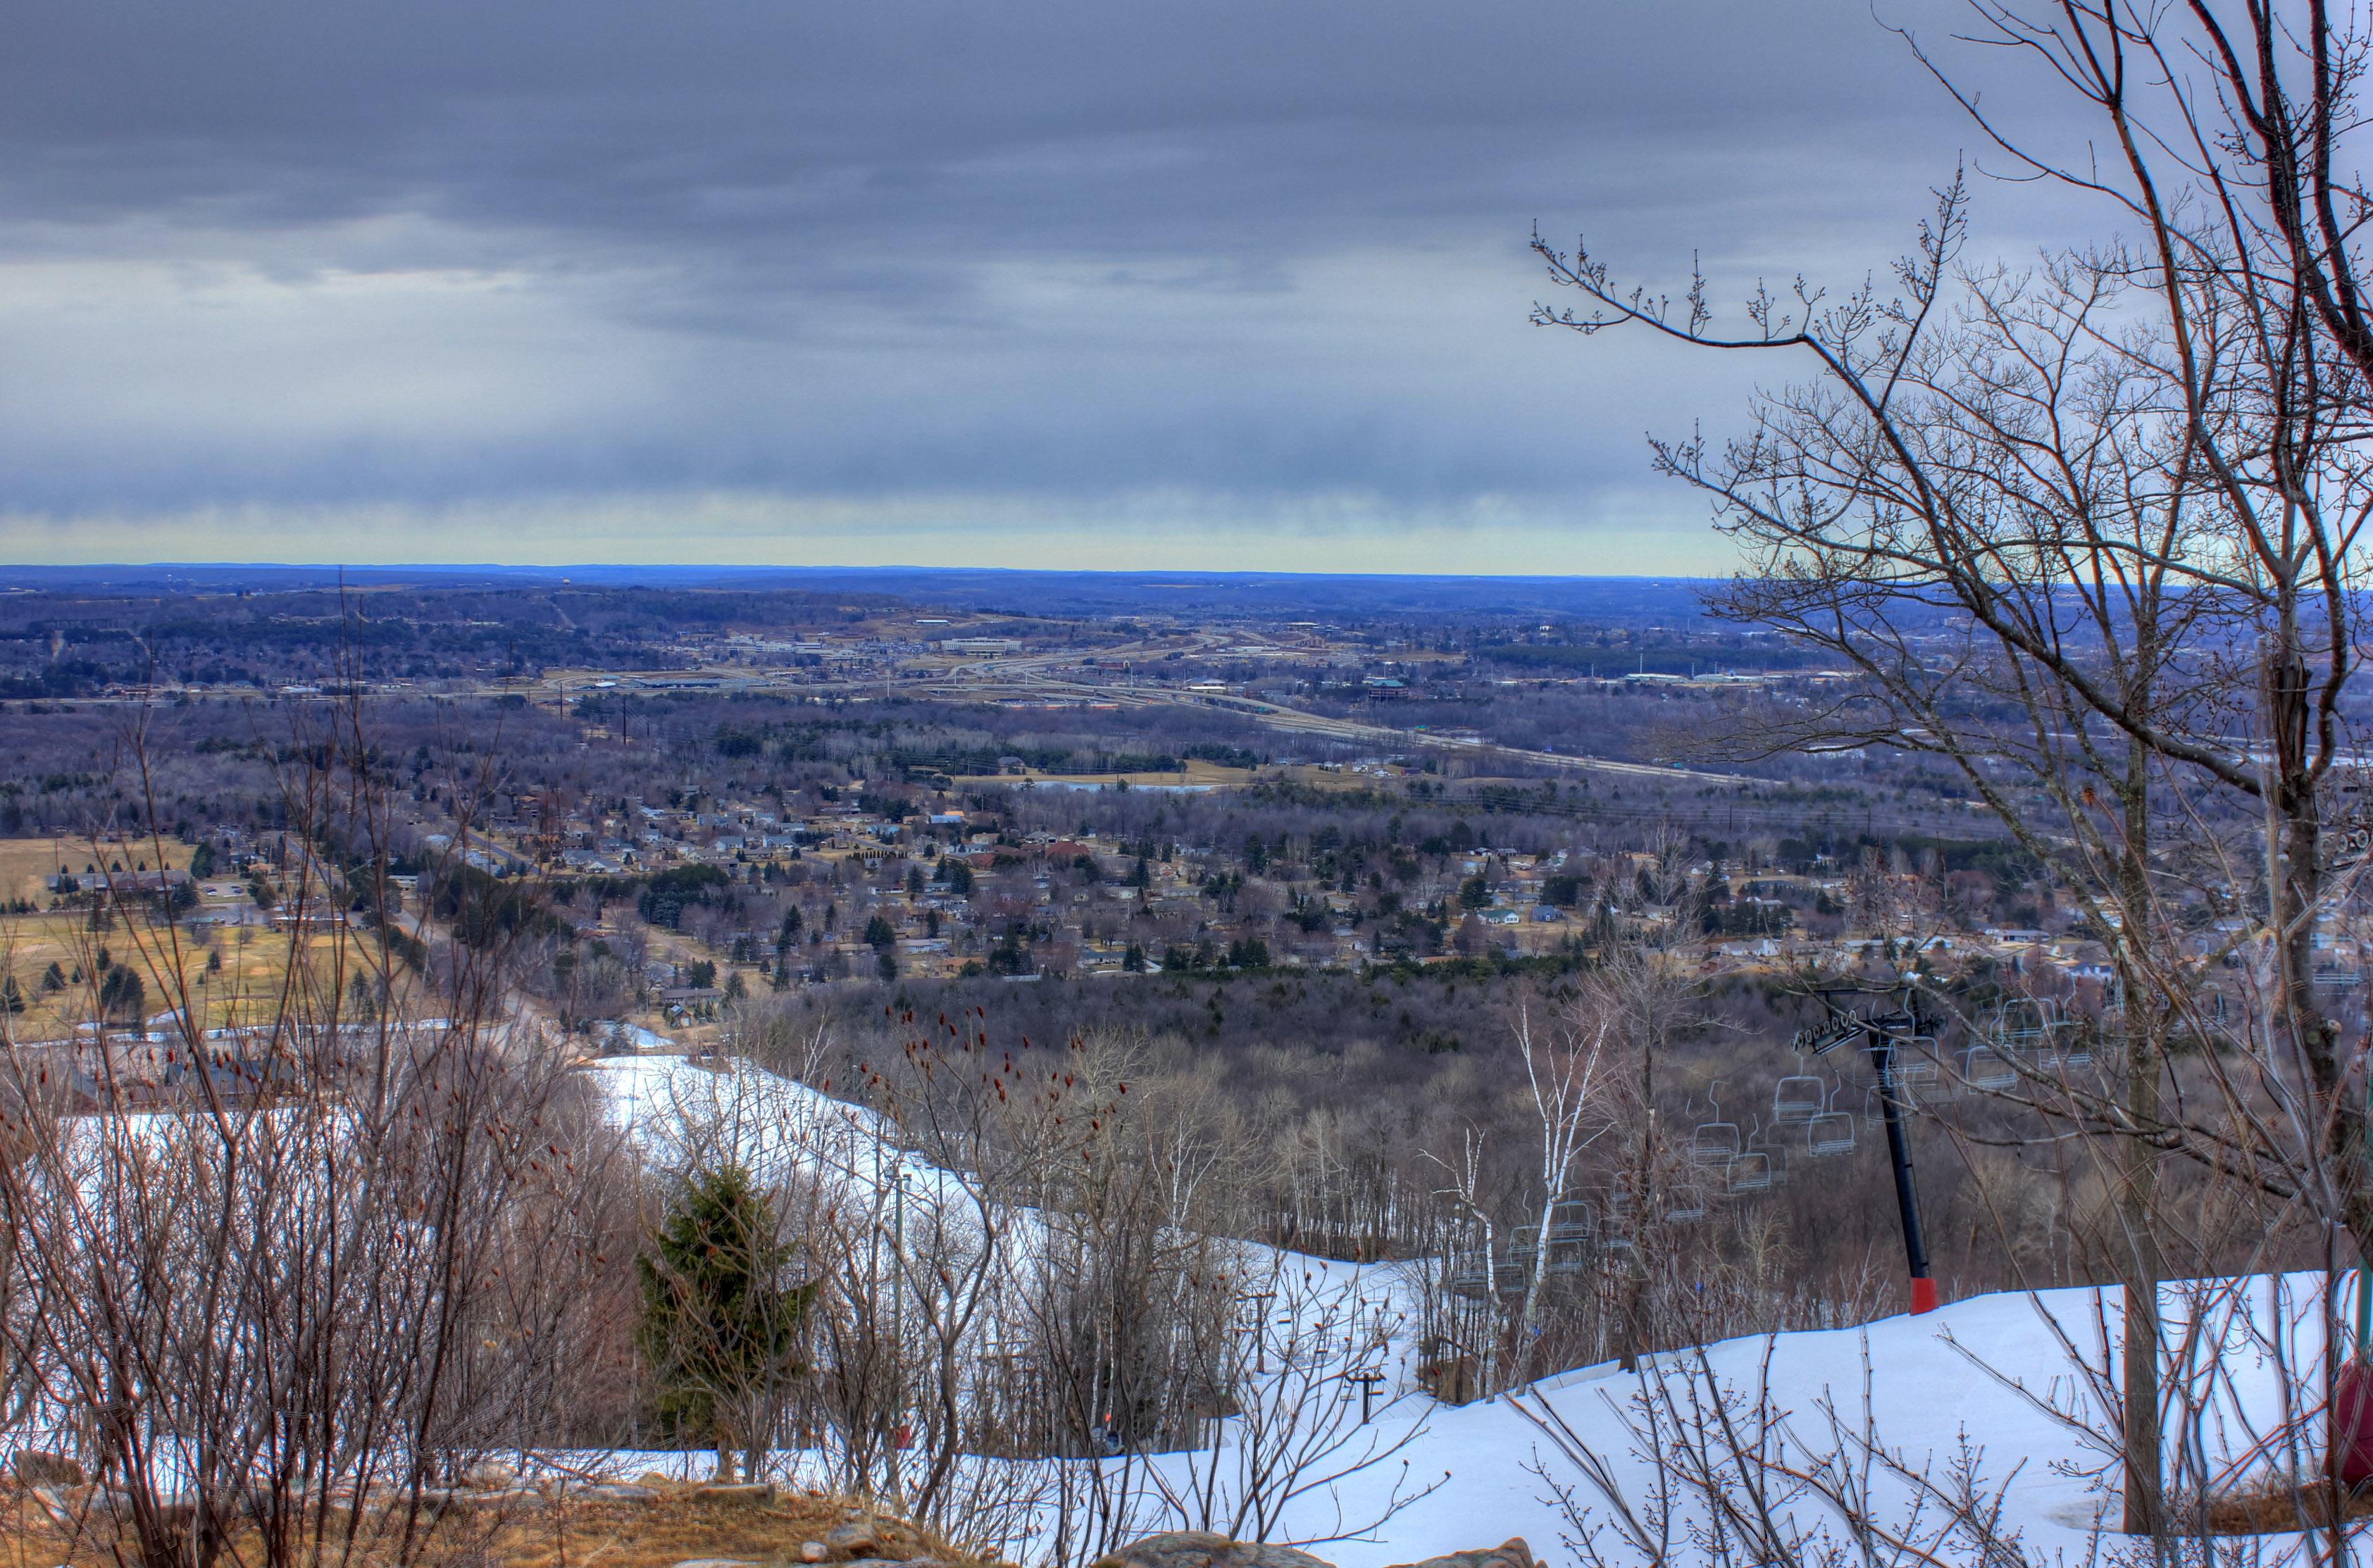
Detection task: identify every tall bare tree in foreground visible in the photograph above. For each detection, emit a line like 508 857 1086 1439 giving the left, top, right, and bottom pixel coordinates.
1533 0 2373 1538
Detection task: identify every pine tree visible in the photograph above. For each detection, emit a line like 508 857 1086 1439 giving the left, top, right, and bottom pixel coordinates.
98 966 144 1024
636 1165 814 1482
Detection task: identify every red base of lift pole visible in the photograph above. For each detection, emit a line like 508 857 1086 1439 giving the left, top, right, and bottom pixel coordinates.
1909 1277 1938 1315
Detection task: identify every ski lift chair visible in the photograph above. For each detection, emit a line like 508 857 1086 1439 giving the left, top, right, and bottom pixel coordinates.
1773 1064 1826 1124
1448 1250 1492 1300
1743 1124 1790 1188
1890 1041 1940 1085
1726 1151 1774 1193
1690 1121 1742 1165
1805 1105 1855 1157
2030 1023 2067 1072
1862 1083 1907 1127
1960 1043 2018 1092
2051 1004 2093 1069
1689 1084 1743 1166
1547 1197 1594 1243
1543 1199 1593 1272
1599 1178 1639 1255
1993 1000 2046 1050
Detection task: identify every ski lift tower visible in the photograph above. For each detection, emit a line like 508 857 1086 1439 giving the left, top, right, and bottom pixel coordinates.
1800 988 1940 1314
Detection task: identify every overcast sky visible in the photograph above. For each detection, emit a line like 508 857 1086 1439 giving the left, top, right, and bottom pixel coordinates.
0 0 2101 573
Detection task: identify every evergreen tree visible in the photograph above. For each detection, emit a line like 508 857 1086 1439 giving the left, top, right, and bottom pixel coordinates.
636 1164 814 1482
98 966 144 1023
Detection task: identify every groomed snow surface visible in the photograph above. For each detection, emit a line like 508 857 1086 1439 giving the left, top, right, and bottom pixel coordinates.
594 1056 2354 1565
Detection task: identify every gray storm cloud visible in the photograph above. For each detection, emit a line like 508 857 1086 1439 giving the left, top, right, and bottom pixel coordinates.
0 0 2095 564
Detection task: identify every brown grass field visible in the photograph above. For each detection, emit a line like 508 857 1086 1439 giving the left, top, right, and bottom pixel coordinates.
947 759 1255 791
0 911 392 1040
0 835 196 909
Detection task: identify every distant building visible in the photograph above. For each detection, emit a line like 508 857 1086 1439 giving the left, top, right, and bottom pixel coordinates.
49 868 191 893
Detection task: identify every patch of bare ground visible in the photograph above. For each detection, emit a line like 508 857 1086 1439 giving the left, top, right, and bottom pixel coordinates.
0 1480 981 1568
2203 1479 2373 1535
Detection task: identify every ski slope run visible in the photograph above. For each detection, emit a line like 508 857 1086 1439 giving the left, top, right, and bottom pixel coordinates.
595 1055 2350 1565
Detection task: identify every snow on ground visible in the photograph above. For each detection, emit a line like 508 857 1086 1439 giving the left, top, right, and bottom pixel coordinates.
592 1052 980 1214
1266 1278 2315 1565
593 1055 2355 1564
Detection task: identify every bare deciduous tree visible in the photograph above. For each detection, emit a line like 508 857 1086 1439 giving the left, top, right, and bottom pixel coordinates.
1531 0 2373 1530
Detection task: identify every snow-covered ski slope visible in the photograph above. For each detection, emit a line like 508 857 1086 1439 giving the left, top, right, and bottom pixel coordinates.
594 1055 2351 1565
1271 1278 2334 1564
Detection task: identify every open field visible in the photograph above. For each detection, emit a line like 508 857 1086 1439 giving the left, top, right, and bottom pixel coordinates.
947 757 1255 791
0 835 194 908
0 911 392 1039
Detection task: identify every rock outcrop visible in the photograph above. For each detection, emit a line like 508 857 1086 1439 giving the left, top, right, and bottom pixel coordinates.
1092 1530 1536 1568
1384 1539 1534 1568
1091 1531 1335 1568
